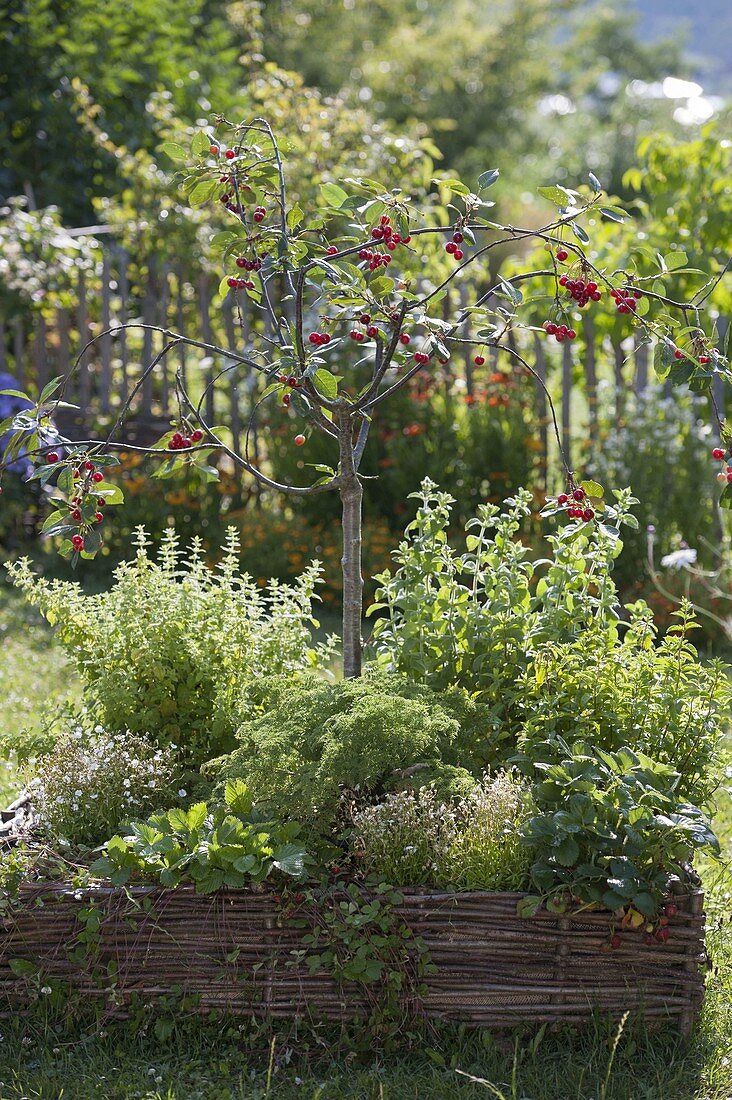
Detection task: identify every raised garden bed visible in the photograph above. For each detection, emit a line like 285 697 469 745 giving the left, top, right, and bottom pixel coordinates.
0 882 706 1034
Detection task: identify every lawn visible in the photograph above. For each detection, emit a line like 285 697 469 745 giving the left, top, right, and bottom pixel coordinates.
0 589 729 1100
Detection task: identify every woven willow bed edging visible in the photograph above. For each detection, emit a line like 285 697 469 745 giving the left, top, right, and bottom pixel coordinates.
0 883 706 1034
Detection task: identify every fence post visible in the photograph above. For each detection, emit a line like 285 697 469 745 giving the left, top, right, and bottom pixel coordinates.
100 252 112 414
561 340 572 472
533 333 549 493
76 270 91 414
12 318 25 390
198 274 215 426
141 257 157 418
583 315 599 446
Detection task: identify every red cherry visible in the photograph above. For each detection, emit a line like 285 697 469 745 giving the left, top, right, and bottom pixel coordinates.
699 355 711 364
46 451 59 464
294 434 306 446
674 349 684 359
445 241 456 255
556 249 569 261
572 488 585 502
557 493 569 505
359 314 371 324
97 497 105 507
399 333 411 345
72 534 85 551
452 231 464 243
545 323 557 335
92 471 104 483
664 903 678 918
453 249 464 261
282 394 291 407
474 355 485 366
190 429 203 443
71 509 82 522
209 145 219 156
712 448 725 460
227 277 237 288
225 149 236 160
567 329 577 340
84 461 94 471
94 511 104 523
366 326 379 338
326 246 338 255
655 927 669 944
582 508 595 522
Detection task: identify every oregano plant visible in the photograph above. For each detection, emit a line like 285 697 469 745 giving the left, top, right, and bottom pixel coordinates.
1 117 728 675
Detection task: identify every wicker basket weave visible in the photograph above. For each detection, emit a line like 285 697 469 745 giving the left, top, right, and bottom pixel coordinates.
0 883 706 1034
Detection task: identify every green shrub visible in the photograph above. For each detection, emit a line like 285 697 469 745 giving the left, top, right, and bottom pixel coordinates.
519 743 719 919
7 528 336 768
350 772 532 891
514 603 730 805
369 479 639 719
90 779 308 893
205 670 500 834
28 727 176 847
445 773 533 891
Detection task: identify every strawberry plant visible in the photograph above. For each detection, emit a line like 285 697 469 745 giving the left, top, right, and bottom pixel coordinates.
90 779 309 893
518 743 719 921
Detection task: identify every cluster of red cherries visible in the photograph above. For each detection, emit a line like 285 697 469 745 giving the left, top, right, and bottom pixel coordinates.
168 428 204 451
66 459 107 552
277 373 302 408
558 274 602 307
556 487 595 522
543 322 577 344
444 230 465 261
358 215 411 271
610 287 642 314
307 331 332 347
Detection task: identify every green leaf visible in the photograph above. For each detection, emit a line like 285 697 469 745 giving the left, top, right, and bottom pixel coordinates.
554 837 579 866
191 131 212 156
477 169 499 190
160 142 188 163
273 843 306 877
571 222 590 245
516 895 542 919
538 185 576 208
312 369 339 401
0 389 29 400
600 207 626 223
588 172 602 193
9 958 39 978
663 251 688 271
319 183 349 209
579 479 604 499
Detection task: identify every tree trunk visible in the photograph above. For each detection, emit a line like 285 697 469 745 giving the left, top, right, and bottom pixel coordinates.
338 418 364 678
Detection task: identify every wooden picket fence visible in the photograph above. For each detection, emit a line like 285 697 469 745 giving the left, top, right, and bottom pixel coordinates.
1 234 726 475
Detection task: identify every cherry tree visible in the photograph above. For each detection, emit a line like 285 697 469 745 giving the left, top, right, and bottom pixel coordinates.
1 118 728 677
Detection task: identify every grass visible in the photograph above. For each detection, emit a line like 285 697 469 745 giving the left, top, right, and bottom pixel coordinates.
0 589 729 1099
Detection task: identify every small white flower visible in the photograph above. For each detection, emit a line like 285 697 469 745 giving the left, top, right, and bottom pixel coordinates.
661 547 697 570
178 789 187 798
40 986 52 995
